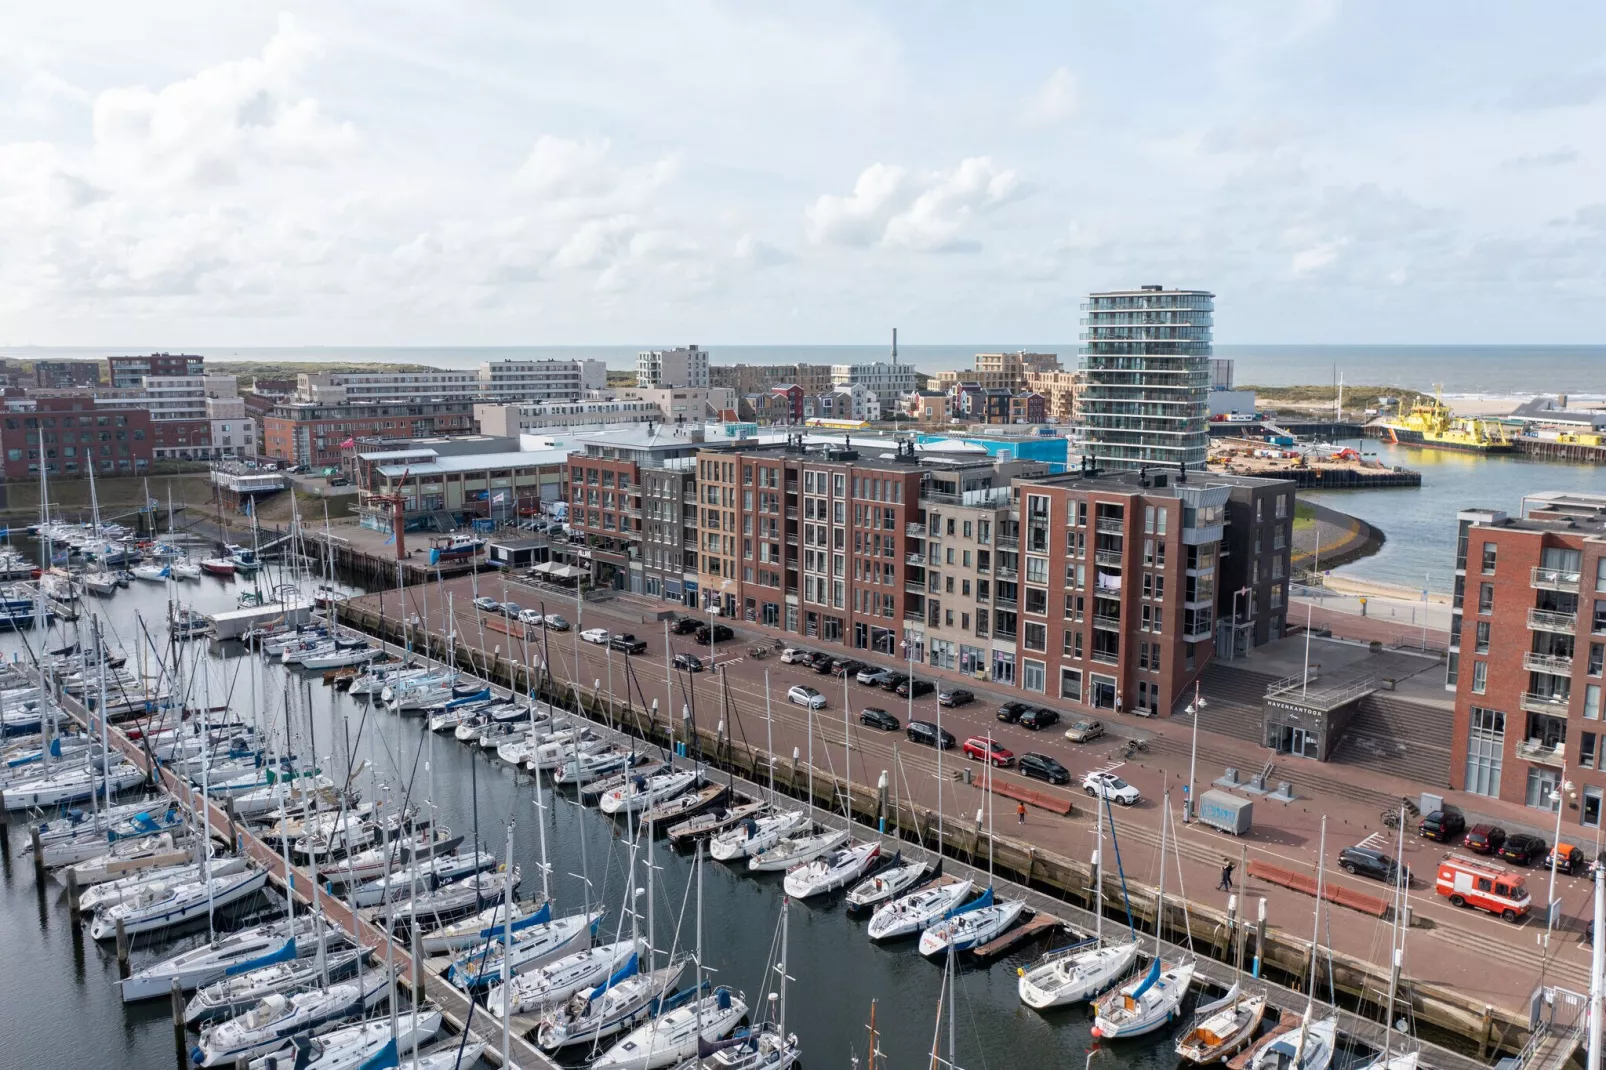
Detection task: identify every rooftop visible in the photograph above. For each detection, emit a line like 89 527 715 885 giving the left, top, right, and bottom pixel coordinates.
374 448 571 477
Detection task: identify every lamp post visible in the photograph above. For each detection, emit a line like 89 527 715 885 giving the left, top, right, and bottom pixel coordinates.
1547 771 1577 953
1184 679 1207 822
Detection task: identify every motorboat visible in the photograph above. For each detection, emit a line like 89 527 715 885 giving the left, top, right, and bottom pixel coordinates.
90 867 271 939
445 909 603 990
199 558 236 577
708 810 807 862
1091 958 1197 1039
747 827 848 873
184 947 368 1024
844 854 930 912
484 938 646 1018
191 971 389 1066
1176 983 1268 1064
865 878 974 942
917 889 1026 957
781 840 879 898
591 986 748 1070
600 769 700 816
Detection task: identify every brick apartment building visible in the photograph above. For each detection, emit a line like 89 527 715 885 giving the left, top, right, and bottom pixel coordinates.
1448 492 1606 827
107 352 203 388
1 395 153 478
260 399 478 468
34 361 100 389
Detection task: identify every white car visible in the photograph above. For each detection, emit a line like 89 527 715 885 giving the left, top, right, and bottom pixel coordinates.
580 628 610 645
786 685 827 709
519 609 545 625
1081 771 1140 806
779 648 807 664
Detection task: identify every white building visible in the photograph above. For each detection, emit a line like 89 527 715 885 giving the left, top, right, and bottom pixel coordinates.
296 370 481 404
831 382 881 421
619 386 733 425
636 345 709 389
478 359 607 401
829 361 917 411
475 399 662 436
207 395 256 458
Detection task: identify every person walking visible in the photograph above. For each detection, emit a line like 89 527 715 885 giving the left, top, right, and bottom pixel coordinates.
1218 859 1235 891
1017 802 1027 825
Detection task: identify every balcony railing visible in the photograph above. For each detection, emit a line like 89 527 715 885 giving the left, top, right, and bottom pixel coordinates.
906 553 927 567
1523 652 1575 676
1516 738 1567 768
902 609 925 622
1091 649 1120 665
994 596 1018 611
1095 551 1125 568
906 522 926 537
1520 692 1571 716
905 580 926 595
997 535 1019 549
1528 608 1579 633
996 564 1018 579
785 507 798 520
1092 614 1122 631
1531 566 1582 593
1096 517 1125 535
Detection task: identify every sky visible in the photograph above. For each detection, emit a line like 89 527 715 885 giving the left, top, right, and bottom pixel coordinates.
3 2 1605 348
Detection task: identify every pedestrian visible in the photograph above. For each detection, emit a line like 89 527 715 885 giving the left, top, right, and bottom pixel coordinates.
1218 859 1235 891
1017 801 1027 825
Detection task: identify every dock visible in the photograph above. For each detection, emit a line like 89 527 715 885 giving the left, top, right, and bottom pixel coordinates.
969 910 1065 960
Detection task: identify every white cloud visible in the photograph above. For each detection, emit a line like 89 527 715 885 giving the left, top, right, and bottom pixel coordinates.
734 234 793 268
1290 241 1343 274
1022 68 1078 127
806 157 1021 252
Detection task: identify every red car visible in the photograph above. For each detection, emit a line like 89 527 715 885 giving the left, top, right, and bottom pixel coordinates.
962 736 1014 767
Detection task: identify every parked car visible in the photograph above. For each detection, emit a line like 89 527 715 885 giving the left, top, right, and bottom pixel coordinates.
1019 753 1070 785
501 602 524 618
328 476 351 487
1498 833 1547 867
669 616 700 635
996 701 1030 724
906 720 956 749
937 688 974 708
519 609 545 625
860 707 900 731
1063 718 1104 743
1417 809 1465 843
579 628 610 645
472 597 499 612
695 624 734 644
1082 771 1140 806
786 685 826 709
1464 824 1508 855
830 658 865 678
879 672 910 693
1338 845 1409 886
609 634 647 655
780 648 809 664
800 651 833 670
857 666 893 686
895 678 935 699
1548 843 1587 876
962 736 1015 767
1020 707 1060 731
672 653 704 673
543 614 570 631
811 655 838 674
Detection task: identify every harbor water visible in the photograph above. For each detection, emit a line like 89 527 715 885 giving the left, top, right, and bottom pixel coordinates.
0 571 1209 1070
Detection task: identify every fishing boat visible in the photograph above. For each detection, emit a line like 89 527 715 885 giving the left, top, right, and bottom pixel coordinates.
190 971 389 1066
484 937 646 1017
184 947 369 1024
429 533 484 561
1176 982 1268 1064
1019 795 1141 1009
89 867 271 939
782 840 879 898
1379 388 1513 453
600 768 701 816
844 854 930 913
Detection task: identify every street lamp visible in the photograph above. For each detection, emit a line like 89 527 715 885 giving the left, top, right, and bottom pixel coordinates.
1547 772 1577 947
1184 680 1208 822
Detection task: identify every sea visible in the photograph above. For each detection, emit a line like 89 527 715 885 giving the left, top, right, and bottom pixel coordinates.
5 344 1605 398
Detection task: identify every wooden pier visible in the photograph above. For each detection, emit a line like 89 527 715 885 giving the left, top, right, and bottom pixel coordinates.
969 911 1065 960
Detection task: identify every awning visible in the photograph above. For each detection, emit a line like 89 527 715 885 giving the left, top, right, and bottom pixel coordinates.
531 561 560 574
553 565 589 579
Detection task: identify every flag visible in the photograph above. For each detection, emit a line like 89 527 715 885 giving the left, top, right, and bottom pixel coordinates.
243 498 253 517
340 437 355 448
384 531 395 545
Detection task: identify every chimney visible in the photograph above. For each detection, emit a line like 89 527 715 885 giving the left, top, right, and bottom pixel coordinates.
891 328 898 365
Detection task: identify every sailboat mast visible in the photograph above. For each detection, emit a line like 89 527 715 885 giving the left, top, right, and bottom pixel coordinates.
695 843 705 1040
534 754 551 904
1381 805 1407 1063
501 819 514 1070
764 670 775 803
1093 791 1104 944
1155 788 1168 957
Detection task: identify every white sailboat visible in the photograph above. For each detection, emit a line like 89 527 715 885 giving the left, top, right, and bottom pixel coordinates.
484 936 646 1018
1247 817 1339 1070
1092 789 1195 1039
918 755 1026 957
670 895 801 1070
184 947 369 1024
1019 793 1141 1009
709 809 807 862
191 971 389 1066
600 768 701 816
844 853 931 913
865 878 975 942
781 840 879 898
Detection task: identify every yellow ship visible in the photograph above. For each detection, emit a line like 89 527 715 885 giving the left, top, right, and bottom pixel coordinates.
1380 388 1513 453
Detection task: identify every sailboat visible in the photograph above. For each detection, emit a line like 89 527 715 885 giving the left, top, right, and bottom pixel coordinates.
749 706 848 874
865 877 975 942
190 971 390 1066
917 750 1026 957
1352 805 1419 1070
1091 789 1195 1039
1245 818 1339 1070
844 852 931 913
1018 793 1141 1008
782 680 882 899
483 937 646 1018
670 896 801 1070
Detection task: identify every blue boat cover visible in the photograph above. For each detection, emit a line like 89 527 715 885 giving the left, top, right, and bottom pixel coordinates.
224 936 296 977
944 886 994 920
1129 957 1162 1000
586 952 639 999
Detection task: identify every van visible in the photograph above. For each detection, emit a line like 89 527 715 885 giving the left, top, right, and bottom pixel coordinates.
1435 854 1531 922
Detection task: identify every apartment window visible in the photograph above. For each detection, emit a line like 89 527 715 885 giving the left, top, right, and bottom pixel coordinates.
1064 594 1077 620
1471 660 1487 694
1025 588 1048 615
1598 557 1606 593
1022 659 1046 693
1586 787 1604 830
1060 668 1083 702
1588 685 1603 721
1023 622 1047 652
1583 732 1598 771
1481 542 1497 575
1527 768 1563 811
1595 599 1606 635
1590 643 1604 677
1465 705 1504 797
1475 621 1490 654
1478 583 1494 614
1025 557 1048 584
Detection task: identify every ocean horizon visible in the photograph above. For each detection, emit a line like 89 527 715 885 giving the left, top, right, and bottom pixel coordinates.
3 343 1603 397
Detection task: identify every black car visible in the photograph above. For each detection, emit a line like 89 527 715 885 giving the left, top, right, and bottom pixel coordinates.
860 707 901 731
1418 809 1466 842
501 602 524 617
669 616 701 635
895 678 935 699
830 658 866 678
1020 707 1061 731
879 672 910 692
672 653 704 673
906 720 956 749
1498 833 1547 866
811 655 838 675
1338 846 1408 886
937 688 974 708
1019 752 1070 785
996 701 1030 724
694 624 734 644
609 634 647 655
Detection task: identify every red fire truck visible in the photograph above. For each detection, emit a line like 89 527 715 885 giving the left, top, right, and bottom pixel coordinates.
1435 853 1531 922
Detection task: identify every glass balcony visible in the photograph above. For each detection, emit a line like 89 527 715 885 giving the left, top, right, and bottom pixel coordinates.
1523 652 1574 676
1520 692 1571 716
1516 738 1567 768
1532 567 1581 593
1528 608 1578 633
1096 517 1125 535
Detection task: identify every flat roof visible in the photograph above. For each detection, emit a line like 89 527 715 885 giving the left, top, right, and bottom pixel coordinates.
375 448 571 477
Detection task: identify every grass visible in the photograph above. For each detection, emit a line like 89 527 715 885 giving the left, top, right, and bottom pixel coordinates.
1292 500 1318 532
1244 384 1412 414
